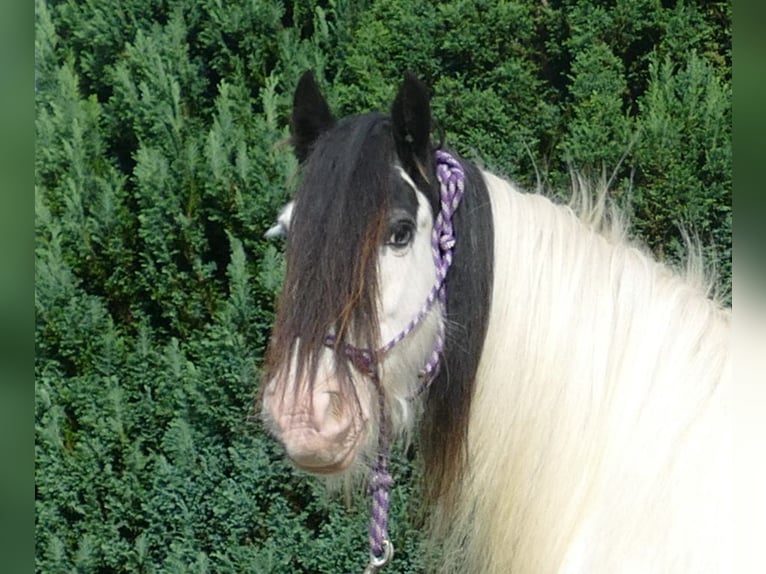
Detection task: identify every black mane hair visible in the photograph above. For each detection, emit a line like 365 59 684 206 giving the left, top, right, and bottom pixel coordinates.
422 156 493 508
266 71 494 509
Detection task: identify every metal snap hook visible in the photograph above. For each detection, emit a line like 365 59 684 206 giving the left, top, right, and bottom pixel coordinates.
362 539 394 573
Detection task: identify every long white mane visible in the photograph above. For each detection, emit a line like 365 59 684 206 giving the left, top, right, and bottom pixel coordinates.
430 170 731 573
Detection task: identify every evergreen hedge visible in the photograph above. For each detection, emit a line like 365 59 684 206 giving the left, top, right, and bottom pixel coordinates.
35 1 731 572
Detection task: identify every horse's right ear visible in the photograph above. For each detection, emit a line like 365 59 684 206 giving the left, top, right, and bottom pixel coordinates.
291 71 335 163
391 72 433 183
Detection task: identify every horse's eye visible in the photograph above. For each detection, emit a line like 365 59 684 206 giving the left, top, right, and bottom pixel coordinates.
386 221 415 249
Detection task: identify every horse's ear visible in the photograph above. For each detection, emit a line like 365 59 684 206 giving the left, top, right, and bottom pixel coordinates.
291 71 335 163
391 72 432 176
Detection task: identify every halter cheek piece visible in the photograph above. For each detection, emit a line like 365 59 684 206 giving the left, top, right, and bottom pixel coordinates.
324 150 466 572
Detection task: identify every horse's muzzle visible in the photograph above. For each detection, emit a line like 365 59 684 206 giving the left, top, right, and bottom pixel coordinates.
262 375 367 475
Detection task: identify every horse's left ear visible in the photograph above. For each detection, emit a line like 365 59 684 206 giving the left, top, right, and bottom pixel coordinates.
391 72 432 177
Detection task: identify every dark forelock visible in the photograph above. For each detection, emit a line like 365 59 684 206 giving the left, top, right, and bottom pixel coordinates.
266 113 409 400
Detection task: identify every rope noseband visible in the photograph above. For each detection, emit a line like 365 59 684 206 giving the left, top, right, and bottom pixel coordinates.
328 150 465 572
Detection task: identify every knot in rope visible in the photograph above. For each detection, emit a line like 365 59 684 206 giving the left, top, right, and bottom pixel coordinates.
367 466 394 494
439 234 456 253
432 150 464 286
345 347 376 378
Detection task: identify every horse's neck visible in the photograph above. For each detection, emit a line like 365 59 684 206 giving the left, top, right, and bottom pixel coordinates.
446 170 731 573
478 170 728 414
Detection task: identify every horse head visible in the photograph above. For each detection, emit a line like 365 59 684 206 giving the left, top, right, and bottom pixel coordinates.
262 71 448 477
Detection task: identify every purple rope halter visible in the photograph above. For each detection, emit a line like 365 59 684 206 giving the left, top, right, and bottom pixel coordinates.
328 150 465 573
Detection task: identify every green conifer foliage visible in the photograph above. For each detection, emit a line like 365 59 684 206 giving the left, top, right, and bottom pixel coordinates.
36 0 730 571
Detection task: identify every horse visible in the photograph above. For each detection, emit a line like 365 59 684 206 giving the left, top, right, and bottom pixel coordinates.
261 71 732 573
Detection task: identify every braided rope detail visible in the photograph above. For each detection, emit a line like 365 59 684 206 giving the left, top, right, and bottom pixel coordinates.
416 150 465 388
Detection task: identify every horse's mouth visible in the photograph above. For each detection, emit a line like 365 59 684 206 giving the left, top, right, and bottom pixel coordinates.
281 424 366 475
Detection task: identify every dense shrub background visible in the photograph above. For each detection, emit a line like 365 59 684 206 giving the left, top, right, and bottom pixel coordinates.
35 0 731 572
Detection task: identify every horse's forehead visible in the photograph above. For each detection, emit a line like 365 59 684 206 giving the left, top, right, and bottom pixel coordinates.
389 167 420 219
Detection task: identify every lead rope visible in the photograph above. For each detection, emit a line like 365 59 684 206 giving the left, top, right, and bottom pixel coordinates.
364 377 394 573
328 151 466 573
